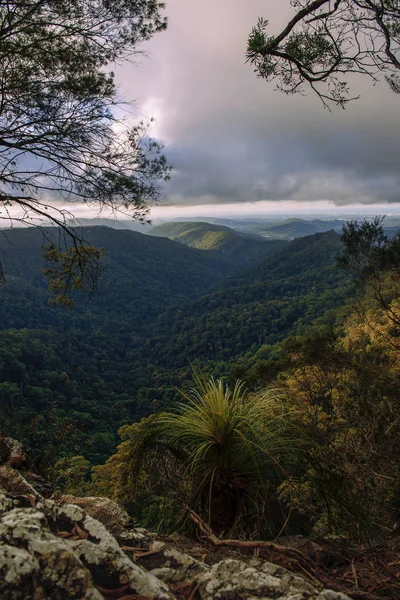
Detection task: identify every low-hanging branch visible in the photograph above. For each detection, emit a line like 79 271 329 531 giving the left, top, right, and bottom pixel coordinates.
0 0 170 298
247 1 400 108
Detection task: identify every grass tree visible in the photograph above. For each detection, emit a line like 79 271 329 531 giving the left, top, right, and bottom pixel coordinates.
108 376 304 535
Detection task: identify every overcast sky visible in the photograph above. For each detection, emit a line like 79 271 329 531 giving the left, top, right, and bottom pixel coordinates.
117 1 400 218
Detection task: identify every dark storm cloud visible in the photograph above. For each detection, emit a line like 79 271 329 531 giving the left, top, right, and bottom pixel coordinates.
119 0 400 207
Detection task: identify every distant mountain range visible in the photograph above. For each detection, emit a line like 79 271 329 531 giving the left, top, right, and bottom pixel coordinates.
0 225 271 331
146 216 400 241
69 218 152 233
57 215 400 242
146 217 345 239
255 218 344 239
3 226 353 364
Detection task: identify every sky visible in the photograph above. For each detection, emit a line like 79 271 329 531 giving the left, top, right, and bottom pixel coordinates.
109 0 400 220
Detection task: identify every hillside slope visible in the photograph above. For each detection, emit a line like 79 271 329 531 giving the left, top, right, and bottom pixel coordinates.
0 225 274 331
137 231 354 366
147 221 286 268
258 219 344 240
157 217 345 239
0 228 354 464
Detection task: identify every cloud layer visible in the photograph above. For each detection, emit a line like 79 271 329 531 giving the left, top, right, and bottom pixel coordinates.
118 0 400 209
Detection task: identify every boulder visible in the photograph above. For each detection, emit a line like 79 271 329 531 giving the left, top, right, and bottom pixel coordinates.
60 494 131 532
136 544 351 600
198 558 322 600
0 437 27 470
0 466 41 499
0 502 173 599
0 467 354 600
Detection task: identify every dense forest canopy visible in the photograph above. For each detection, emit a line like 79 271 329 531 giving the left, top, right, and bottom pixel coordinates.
0 226 351 465
90 218 400 543
1 217 400 555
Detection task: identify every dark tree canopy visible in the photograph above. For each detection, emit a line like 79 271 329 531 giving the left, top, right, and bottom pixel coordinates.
247 0 400 108
338 216 400 328
0 0 169 230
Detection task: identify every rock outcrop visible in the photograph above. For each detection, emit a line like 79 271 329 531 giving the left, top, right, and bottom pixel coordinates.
0 437 27 470
60 494 131 532
0 466 352 600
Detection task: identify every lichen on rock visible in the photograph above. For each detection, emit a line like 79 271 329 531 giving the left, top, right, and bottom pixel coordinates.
0 466 41 499
0 466 354 600
60 494 131 532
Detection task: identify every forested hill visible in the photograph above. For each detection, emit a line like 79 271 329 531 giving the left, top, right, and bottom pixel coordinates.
0 226 284 331
164 217 345 239
147 221 286 268
255 218 344 239
135 230 354 366
0 226 354 466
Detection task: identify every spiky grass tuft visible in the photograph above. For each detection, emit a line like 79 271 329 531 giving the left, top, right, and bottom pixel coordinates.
122 376 305 534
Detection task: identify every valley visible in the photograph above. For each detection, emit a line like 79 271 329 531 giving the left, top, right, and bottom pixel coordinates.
0 223 353 466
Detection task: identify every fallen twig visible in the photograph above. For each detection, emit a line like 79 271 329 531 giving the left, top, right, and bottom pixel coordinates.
351 558 359 589
185 507 383 600
133 548 164 562
95 583 130 598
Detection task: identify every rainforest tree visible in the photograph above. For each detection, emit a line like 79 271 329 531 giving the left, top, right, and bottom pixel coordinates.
338 216 400 329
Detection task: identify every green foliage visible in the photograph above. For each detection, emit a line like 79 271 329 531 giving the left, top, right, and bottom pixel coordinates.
284 31 334 71
0 398 83 478
271 283 400 541
53 455 92 496
147 231 353 366
0 227 354 470
338 216 400 328
2 221 400 542
337 216 390 276
148 221 286 269
247 1 400 107
0 0 169 213
44 244 105 306
101 376 304 536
